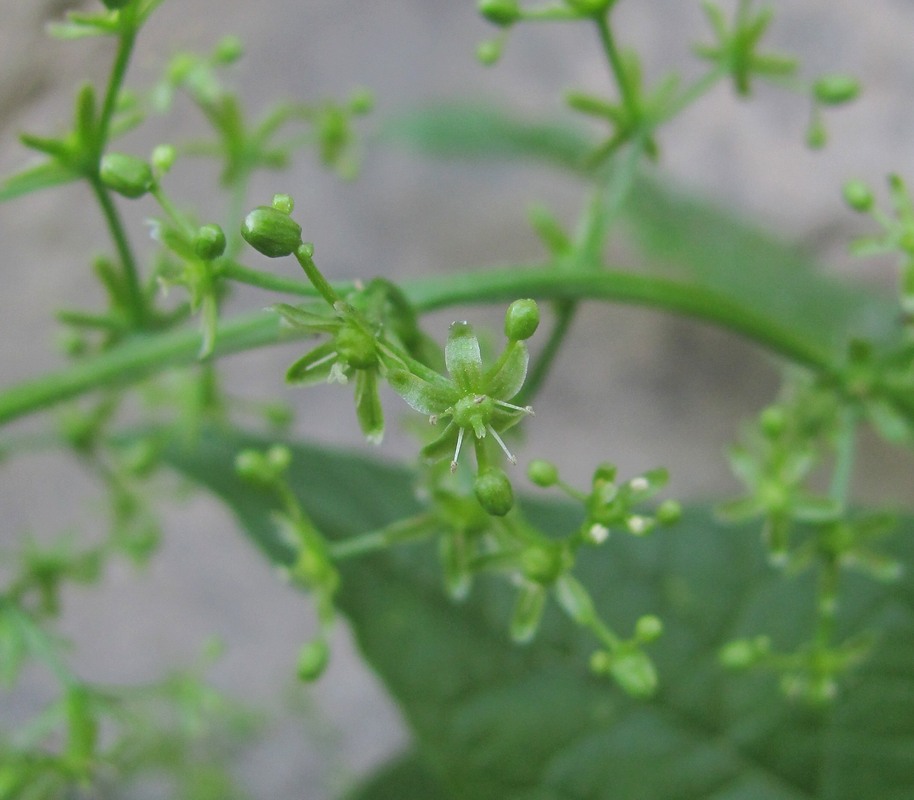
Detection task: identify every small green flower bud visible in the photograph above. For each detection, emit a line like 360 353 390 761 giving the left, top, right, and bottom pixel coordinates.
608 649 658 698
272 193 294 214
805 117 827 150
266 444 292 473
151 144 177 174
99 152 154 199
476 38 504 66
719 635 770 669
842 179 874 213
213 35 244 64
656 499 682 525
504 298 540 341
348 87 375 115
241 206 302 258
193 223 227 260
813 74 861 106
474 467 514 516
634 614 663 643
234 449 269 483
296 639 330 682
759 406 787 438
520 542 570 585
527 458 558 487
478 0 521 27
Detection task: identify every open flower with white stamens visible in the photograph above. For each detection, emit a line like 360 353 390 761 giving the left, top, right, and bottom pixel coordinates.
388 308 536 471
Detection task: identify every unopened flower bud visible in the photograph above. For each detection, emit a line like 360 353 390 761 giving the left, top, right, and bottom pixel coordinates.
476 39 503 66
634 614 663 643
504 298 540 341
842 179 874 213
478 0 521 27
100 152 154 198
296 639 330 682
193 223 226 260
241 206 302 258
474 467 514 516
527 459 558 487
151 144 177 174
813 74 861 106
214 35 244 64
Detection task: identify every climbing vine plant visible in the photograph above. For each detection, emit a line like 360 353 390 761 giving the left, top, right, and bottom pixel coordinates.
1 1 912 797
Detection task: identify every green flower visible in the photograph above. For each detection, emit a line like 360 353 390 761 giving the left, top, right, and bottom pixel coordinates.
276 300 384 444
388 307 536 470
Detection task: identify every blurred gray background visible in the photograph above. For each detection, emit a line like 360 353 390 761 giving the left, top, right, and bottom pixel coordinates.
2 1 914 796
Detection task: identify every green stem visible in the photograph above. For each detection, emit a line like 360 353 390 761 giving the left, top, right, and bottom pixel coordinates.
295 245 341 306
829 406 858 506
218 260 341 297
517 299 575 405
0 310 285 426
97 19 138 146
595 14 638 122
407 268 835 370
88 177 146 328
88 16 145 328
0 267 841 427
657 63 729 125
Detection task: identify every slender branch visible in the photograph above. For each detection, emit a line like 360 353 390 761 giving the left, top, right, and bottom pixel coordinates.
88 177 146 327
0 266 842 427
97 22 138 146
517 299 575 405
595 14 639 122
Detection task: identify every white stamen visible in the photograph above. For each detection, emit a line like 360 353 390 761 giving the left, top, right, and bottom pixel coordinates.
630 477 649 492
626 515 649 535
328 361 348 384
353 278 365 290
487 425 517 464
450 427 465 473
305 351 337 372
429 415 438 426
494 399 534 416
587 523 610 544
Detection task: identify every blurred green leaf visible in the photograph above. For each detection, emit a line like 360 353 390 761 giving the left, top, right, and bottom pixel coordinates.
622 176 899 352
382 104 897 355
379 104 591 171
162 427 914 800
345 752 448 800
0 161 79 204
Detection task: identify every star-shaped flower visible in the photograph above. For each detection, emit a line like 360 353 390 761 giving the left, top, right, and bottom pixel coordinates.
388 303 538 470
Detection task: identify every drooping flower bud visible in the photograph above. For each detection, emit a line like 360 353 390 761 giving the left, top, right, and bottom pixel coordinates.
296 639 330 682
504 298 540 341
474 467 514 516
813 74 861 106
193 223 227 260
99 153 154 199
842 179 874 213
241 205 302 258
527 458 558 488
478 0 521 27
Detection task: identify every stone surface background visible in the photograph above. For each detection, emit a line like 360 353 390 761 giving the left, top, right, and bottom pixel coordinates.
2 1 914 796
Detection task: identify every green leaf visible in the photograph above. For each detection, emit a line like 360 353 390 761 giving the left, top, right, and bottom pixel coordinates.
379 104 591 171
622 176 900 354
0 161 79 204
345 751 450 800
161 428 914 800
